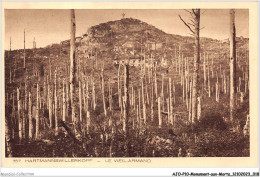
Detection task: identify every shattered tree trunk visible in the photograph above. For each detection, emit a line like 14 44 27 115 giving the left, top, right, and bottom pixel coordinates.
9 37 11 58
48 82 53 128
203 52 207 89
151 81 154 122
123 63 130 132
43 80 46 109
158 96 162 128
54 70 58 135
118 64 122 114
23 29 26 68
169 77 173 125
66 81 69 118
230 9 236 121
28 92 33 139
109 79 113 111
79 81 82 122
161 74 164 111
63 79 66 122
5 113 13 157
17 87 22 141
92 76 96 110
123 63 130 156
191 9 200 124
35 83 40 139
70 9 77 124
86 79 90 133
207 54 211 97
101 66 107 116
142 77 146 124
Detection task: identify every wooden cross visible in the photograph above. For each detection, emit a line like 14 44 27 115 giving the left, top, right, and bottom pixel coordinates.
122 13 125 18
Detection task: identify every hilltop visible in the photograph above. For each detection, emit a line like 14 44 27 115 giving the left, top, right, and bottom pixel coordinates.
6 17 249 83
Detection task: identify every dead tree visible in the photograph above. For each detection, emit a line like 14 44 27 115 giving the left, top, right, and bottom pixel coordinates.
54 70 58 135
101 64 107 116
179 9 201 124
141 77 146 124
8 37 11 58
33 37 36 49
79 81 82 121
230 9 236 121
17 87 22 141
63 79 66 122
35 83 40 139
28 92 33 139
123 61 130 156
70 9 77 124
48 81 53 128
118 64 122 114
23 29 26 68
123 62 130 132
158 96 162 128
5 114 13 157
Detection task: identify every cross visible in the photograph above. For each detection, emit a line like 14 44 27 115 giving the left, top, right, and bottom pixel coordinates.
122 13 125 18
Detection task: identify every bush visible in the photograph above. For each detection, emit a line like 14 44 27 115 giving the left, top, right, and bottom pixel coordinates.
198 111 228 131
186 129 249 157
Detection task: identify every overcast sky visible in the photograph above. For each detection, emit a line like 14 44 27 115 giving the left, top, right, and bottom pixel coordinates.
5 9 249 50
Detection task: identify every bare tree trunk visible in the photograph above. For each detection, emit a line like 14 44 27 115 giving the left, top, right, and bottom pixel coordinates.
48 82 53 128
101 66 107 116
230 9 236 121
63 79 66 122
203 52 206 89
171 82 175 106
207 54 211 97
138 88 142 122
9 37 11 58
86 79 90 132
169 77 173 125
191 9 200 124
224 71 227 94
151 82 154 122
109 79 113 111
197 95 201 120
28 92 33 139
161 74 164 111
11 92 15 140
70 9 77 124
23 29 26 68
123 63 130 130
189 79 193 123
185 76 189 109
17 87 22 141
216 76 219 102
35 83 40 139
66 80 69 118
142 77 146 124
22 100 25 139
43 80 47 109
118 65 122 114
178 45 181 74
158 96 162 128
5 114 13 157
79 81 82 122
54 70 58 135
154 72 158 98
9 70 12 84
92 76 96 110
123 63 130 156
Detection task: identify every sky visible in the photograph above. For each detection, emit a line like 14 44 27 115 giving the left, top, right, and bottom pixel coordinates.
4 9 249 50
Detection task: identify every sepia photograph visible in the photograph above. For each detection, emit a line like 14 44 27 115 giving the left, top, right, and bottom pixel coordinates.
1 1 258 170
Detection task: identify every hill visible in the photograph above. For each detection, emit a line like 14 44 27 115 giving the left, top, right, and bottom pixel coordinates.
4 16 249 158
